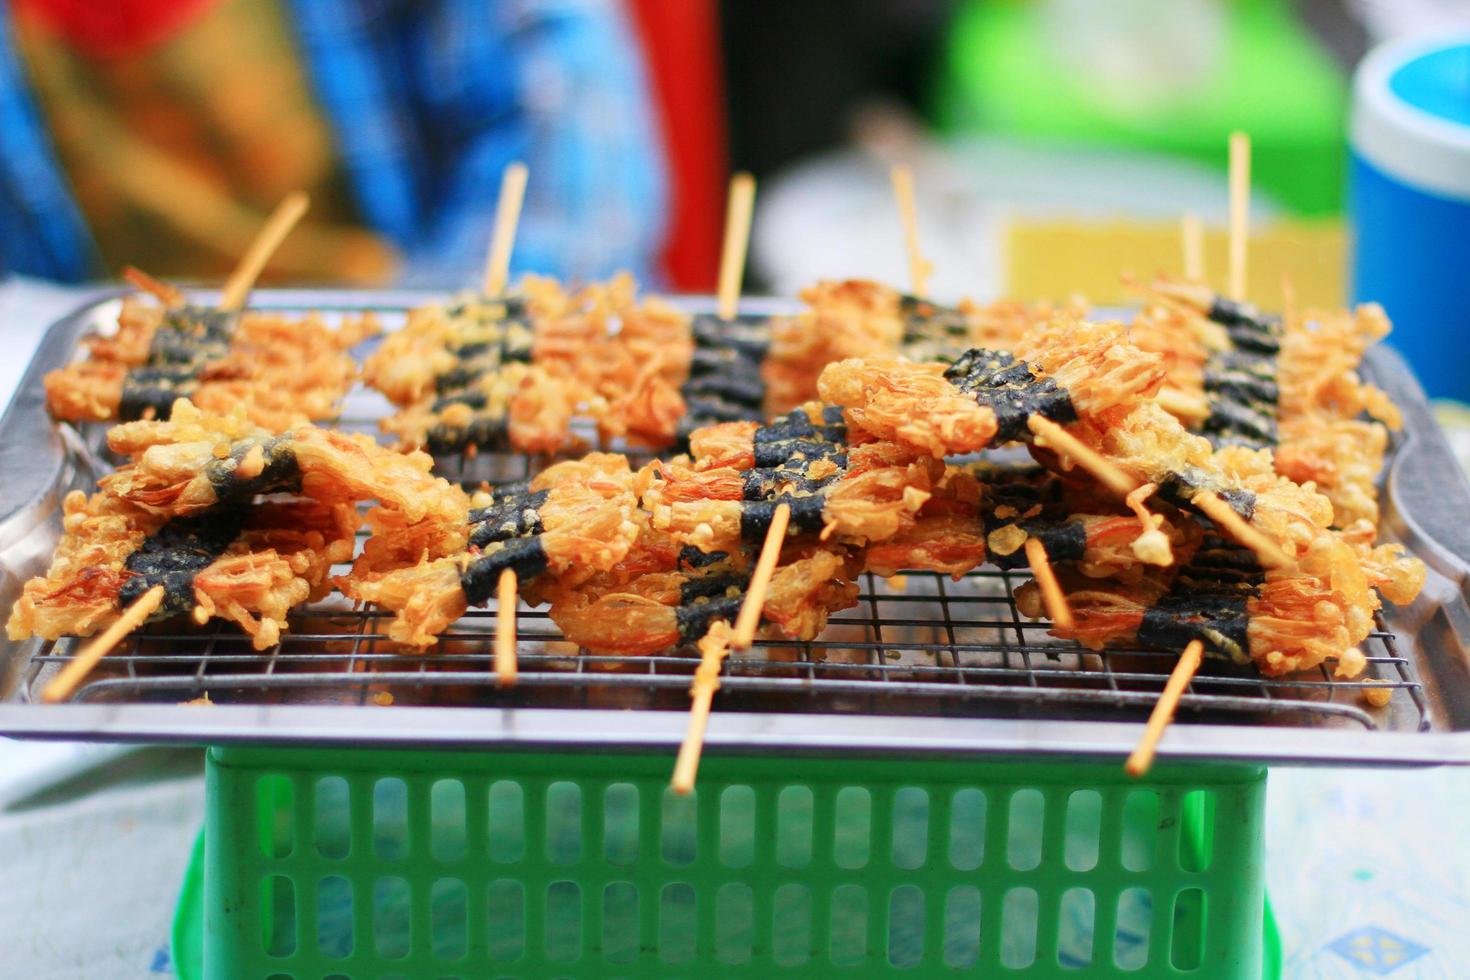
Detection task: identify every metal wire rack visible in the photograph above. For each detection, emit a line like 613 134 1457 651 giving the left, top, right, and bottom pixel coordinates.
9 297 1433 738
21 566 1426 733
21 424 1430 735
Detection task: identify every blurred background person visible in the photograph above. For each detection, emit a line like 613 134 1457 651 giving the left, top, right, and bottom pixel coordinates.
0 0 671 288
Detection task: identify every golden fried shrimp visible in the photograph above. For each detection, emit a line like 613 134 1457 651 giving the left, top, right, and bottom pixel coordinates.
819 319 1165 459
364 277 573 406
1026 526 1400 678
549 549 858 655
6 493 356 650
338 454 641 648
763 279 908 413
45 294 375 427
102 400 467 527
817 357 997 459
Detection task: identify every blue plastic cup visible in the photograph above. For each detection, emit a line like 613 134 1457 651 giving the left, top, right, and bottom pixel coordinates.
1351 32 1470 401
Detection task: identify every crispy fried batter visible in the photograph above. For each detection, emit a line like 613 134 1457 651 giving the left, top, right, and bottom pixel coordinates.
45 295 375 427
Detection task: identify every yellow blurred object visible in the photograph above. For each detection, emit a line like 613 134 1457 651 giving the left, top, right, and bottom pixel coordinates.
1005 219 1346 309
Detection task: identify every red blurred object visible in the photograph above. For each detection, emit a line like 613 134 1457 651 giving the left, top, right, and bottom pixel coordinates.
626 0 728 292
14 0 215 57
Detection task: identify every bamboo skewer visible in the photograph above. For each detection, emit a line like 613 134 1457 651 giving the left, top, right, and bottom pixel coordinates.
218 191 310 310
1227 132 1251 302
477 163 531 677
732 502 791 649
890 164 932 299
671 622 734 794
669 174 763 791
41 585 165 704
716 172 757 320
1126 639 1204 777
1025 416 1139 498
495 568 519 686
1182 213 1205 283
482 161 529 297
1155 387 1210 422
1023 537 1074 630
124 266 184 306
1191 490 1293 569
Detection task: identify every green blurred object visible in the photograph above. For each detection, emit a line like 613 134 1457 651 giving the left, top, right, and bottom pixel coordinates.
935 0 1348 215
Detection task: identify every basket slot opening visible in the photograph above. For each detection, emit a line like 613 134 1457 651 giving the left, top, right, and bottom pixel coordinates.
771 882 812 966
658 882 697 964
544 879 582 962
833 786 871 870
1120 791 1160 872
1007 788 1046 871
715 882 755 965
887 884 926 967
316 874 353 960
948 787 987 871
1171 887 1208 971
602 782 640 866
829 882 869 966
486 878 524 961
660 788 697 865
256 775 294 859
545 781 583 865
1065 789 1102 872
372 779 409 861
602 881 640 963
371 876 411 959
1000 886 1040 969
892 787 930 870
1058 886 1097 969
314 777 350 860
718 784 755 868
944 885 983 968
429 780 467 862
430 877 468 960
1179 789 1217 872
261 874 297 958
1114 886 1153 970
487 780 525 863
775 786 813 868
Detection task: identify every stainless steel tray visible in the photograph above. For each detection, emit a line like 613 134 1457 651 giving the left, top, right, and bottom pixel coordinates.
1 288 1468 767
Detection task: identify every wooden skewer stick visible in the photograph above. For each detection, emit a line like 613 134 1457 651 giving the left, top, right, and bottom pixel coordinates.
1026 416 1139 498
890 164 932 299
1155 387 1210 422
1191 490 1293 569
123 266 184 307
218 191 310 310
1181 213 1205 283
41 585 165 704
732 502 791 649
671 622 734 794
1126 639 1204 777
716 172 757 320
495 567 519 687
1023 537 1074 630
482 162 529 297
1227 132 1251 302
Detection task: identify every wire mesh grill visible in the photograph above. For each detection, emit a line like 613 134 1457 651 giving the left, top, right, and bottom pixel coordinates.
16 304 1431 735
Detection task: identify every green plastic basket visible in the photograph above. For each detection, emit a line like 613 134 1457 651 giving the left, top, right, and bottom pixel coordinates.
175 746 1278 978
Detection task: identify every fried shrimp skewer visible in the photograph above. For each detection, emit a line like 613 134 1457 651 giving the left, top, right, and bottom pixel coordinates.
7 490 357 653
640 404 941 555
44 195 376 429
100 399 465 526
338 455 640 648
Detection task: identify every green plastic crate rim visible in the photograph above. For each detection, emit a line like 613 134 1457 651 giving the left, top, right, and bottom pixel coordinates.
174 746 1281 978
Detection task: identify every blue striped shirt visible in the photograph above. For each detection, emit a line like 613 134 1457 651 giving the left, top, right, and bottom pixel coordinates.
0 0 667 286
